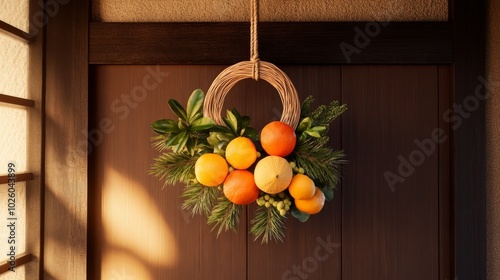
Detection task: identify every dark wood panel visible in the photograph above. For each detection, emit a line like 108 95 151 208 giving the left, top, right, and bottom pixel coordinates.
246 66 342 280
438 65 453 280
341 66 440 280
89 65 247 280
451 0 487 279
44 0 88 278
89 22 452 65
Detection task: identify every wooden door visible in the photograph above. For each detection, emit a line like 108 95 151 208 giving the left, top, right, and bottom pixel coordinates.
88 64 451 279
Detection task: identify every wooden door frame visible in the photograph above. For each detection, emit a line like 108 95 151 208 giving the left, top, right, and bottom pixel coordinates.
44 0 485 278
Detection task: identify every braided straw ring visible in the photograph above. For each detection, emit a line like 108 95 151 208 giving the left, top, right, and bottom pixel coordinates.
203 61 301 129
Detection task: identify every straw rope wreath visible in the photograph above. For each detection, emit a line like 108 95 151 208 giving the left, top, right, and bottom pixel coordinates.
203 0 301 129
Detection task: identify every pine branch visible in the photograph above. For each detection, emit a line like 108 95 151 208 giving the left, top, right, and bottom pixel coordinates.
299 96 347 130
207 196 242 237
181 184 220 217
149 151 199 187
250 206 287 244
151 135 168 152
300 95 315 119
293 137 346 189
311 100 347 128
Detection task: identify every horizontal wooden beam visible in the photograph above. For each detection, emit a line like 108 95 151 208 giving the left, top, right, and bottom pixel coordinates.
0 173 34 184
0 20 31 42
89 22 453 65
0 253 33 274
0 94 35 108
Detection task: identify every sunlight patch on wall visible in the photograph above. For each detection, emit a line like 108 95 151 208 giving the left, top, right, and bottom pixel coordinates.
0 266 25 280
0 0 29 32
0 34 28 99
0 106 27 173
93 0 448 22
101 167 178 272
0 182 26 280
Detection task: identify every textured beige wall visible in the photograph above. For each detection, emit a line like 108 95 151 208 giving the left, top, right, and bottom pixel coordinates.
487 0 500 279
92 0 448 22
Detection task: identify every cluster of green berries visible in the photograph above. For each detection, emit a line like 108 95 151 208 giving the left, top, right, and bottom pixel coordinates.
289 161 305 174
256 192 292 216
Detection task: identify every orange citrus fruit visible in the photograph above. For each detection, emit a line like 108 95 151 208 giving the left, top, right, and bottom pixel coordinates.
225 137 258 169
253 156 293 194
260 121 296 157
294 187 325 214
288 174 316 200
195 153 228 187
223 170 259 205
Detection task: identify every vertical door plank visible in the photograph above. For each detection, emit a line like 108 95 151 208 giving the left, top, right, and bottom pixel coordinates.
438 65 453 279
247 66 342 280
44 0 88 278
341 65 439 280
89 65 247 280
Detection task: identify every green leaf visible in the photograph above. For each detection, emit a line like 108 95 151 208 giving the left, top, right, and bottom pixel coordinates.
172 131 189 153
164 132 180 147
297 117 312 133
190 111 203 122
311 126 326 132
216 133 233 142
165 131 187 148
185 137 196 156
168 99 188 120
231 108 242 119
178 118 188 130
207 132 220 147
151 119 180 134
242 127 257 140
186 89 205 122
210 125 233 134
291 207 310 222
223 110 238 134
305 129 322 138
240 116 250 129
191 117 215 131
321 187 334 201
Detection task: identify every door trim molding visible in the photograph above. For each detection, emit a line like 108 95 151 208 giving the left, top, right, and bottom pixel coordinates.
89 22 453 65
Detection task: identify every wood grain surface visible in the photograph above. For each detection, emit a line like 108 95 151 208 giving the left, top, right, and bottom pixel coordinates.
44 0 88 278
89 22 452 65
89 64 450 279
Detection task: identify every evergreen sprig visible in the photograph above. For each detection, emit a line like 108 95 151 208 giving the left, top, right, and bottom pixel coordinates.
149 151 199 187
207 196 242 237
292 136 346 190
250 206 287 243
300 95 347 129
181 184 219 217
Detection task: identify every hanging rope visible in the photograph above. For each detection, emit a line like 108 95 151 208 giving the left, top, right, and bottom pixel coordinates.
202 0 302 129
250 0 260 81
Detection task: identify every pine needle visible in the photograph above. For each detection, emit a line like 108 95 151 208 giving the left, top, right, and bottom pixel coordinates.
300 95 315 119
149 151 199 187
250 206 287 244
293 136 346 189
151 135 168 152
181 184 220 217
207 196 242 237
312 100 347 128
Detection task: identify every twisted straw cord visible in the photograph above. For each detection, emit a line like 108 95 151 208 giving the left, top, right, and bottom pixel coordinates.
202 0 301 129
250 0 259 80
